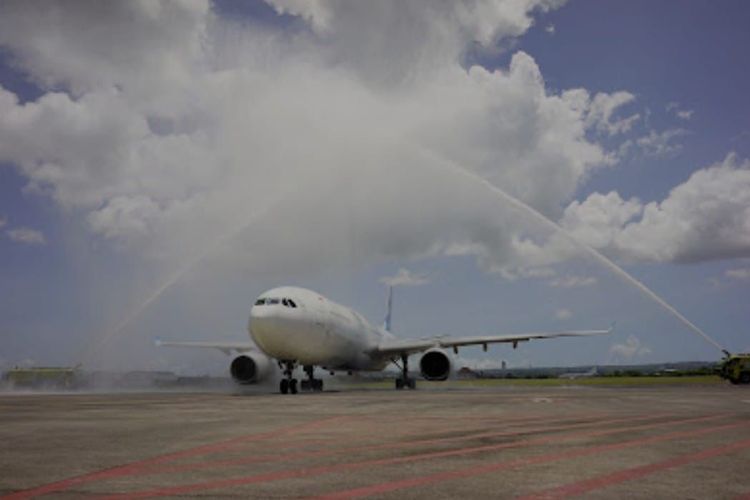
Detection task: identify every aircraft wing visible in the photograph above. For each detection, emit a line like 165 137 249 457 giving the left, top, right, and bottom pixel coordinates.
155 339 256 356
374 328 612 357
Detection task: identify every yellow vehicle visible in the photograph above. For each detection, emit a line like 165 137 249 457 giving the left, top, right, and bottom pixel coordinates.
718 354 750 385
2 366 80 389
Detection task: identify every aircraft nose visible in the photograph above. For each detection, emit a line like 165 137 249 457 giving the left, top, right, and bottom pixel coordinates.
249 304 279 337
250 305 271 326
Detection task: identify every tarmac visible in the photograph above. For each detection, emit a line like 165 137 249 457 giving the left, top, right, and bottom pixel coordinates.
1 382 749 499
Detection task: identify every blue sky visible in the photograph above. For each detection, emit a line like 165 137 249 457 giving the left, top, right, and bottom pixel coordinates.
516 0 750 200
0 1 748 374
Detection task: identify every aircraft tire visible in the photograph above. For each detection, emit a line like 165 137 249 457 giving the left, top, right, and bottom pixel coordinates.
407 378 416 390
280 379 289 394
290 379 298 394
740 372 750 384
316 379 324 391
395 379 404 390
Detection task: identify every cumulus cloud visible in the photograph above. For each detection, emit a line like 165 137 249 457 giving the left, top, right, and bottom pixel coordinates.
584 91 640 136
0 0 644 281
609 335 652 361
562 191 643 249
545 24 555 34
380 268 431 287
7 227 46 245
556 153 750 263
0 0 210 96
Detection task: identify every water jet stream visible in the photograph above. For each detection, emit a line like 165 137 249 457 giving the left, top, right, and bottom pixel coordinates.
427 151 727 354
79 202 278 366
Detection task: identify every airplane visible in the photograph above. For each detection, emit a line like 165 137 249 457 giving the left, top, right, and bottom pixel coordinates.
158 286 612 394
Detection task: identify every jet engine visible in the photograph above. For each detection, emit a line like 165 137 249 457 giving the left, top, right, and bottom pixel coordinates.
230 352 272 384
419 348 453 381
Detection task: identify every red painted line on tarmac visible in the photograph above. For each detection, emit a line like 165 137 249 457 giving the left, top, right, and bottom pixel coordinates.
148 414 353 464
0 415 350 500
518 437 750 499
146 412 629 474
310 420 747 500
0 412 564 500
146 412 641 475
97 414 729 499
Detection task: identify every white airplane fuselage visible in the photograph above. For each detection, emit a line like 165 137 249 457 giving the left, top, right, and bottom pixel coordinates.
248 286 393 371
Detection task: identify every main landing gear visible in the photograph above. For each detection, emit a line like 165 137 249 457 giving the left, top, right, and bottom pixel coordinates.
279 362 323 394
394 353 416 390
300 365 324 392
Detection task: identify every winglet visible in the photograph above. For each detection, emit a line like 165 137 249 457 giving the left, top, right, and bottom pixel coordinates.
383 285 393 332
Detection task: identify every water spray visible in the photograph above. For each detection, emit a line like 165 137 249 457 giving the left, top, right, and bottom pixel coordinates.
79 199 283 366
425 150 728 355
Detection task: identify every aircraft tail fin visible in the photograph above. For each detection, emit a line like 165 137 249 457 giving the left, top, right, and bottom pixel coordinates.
383 285 393 332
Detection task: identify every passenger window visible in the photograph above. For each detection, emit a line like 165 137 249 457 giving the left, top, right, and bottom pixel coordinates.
288 299 297 308
254 298 265 306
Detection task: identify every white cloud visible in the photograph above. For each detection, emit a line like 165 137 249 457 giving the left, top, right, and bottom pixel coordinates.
635 128 688 157
545 24 555 34
0 0 210 96
0 0 637 280
380 268 431 287
555 308 572 320
726 268 750 280
557 153 750 263
265 0 566 85
7 227 46 245
512 153 750 267
562 191 643 249
584 91 640 136
609 335 652 361
549 275 597 288
666 101 694 121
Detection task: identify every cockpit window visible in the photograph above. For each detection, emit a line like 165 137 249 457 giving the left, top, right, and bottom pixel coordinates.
256 297 297 307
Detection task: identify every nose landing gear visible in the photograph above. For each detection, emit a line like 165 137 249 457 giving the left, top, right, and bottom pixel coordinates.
279 360 298 394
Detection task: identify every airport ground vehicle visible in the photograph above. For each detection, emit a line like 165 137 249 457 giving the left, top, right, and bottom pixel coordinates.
2 366 80 389
718 353 750 384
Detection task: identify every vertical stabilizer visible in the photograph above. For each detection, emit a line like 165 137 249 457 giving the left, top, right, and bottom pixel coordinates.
383 285 393 332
